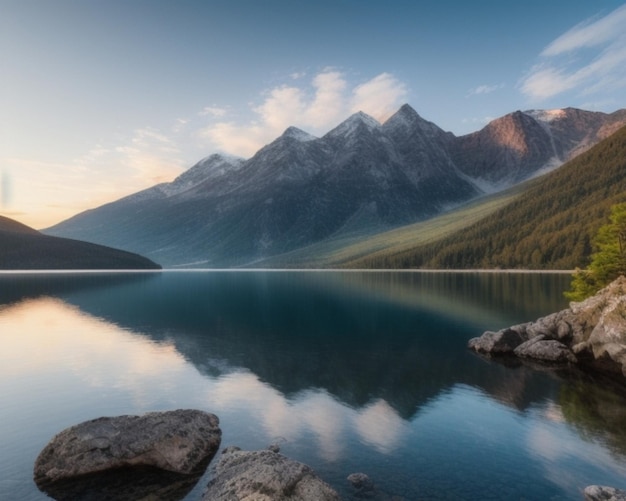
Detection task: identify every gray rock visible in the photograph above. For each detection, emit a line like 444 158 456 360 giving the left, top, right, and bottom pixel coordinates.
470 276 626 381
467 325 528 354
584 485 626 500
203 447 341 501
513 336 577 363
347 472 376 496
34 409 221 488
267 443 281 453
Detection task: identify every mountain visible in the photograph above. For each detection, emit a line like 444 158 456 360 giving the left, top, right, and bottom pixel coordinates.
452 107 626 190
45 105 626 268
350 123 626 270
0 215 161 270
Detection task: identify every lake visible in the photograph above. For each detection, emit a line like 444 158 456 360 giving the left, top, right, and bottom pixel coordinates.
2 270 626 500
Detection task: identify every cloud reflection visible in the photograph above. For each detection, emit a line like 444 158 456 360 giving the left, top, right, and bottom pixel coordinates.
355 399 408 453
209 370 409 461
0 297 202 413
525 406 626 493
1 296 409 463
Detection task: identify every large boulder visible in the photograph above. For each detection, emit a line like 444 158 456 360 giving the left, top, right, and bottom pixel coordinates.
513 335 577 363
584 485 626 501
467 325 529 354
202 446 341 501
469 276 626 380
34 409 221 496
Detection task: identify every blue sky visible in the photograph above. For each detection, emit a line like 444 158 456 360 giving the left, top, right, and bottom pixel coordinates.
2 0 626 228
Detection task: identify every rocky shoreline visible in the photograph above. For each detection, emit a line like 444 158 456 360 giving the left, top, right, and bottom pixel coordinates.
469 276 626 380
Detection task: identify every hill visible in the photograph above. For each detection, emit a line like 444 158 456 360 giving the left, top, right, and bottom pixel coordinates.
0 215 161 270
348 124 626 269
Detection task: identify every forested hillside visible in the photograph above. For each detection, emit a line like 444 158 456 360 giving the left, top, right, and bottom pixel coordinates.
0 215 161 270
349 124 626 270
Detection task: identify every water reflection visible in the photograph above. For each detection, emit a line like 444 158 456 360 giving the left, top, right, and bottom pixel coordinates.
1 271 626 501
1 271 570 419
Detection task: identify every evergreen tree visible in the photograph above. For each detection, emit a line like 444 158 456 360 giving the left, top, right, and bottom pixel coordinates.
565 203 626 301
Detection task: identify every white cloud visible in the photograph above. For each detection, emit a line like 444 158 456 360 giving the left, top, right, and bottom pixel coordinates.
199 106 228 118
253 85 306 130
350 72 408 121
116 127 184 185
199 70 409 157
467 83 504 96
541 5 626 57
172 118 189 133
520 5 626 102
305 70 347 128
3 125 189 228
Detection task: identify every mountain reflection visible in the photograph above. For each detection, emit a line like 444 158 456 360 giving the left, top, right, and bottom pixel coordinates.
0 271 572 422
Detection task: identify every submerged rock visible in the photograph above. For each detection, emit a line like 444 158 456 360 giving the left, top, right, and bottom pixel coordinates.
347 472 376 497
469 276 626 380
584 485 626 501
202 446 341 500
34 409 221 498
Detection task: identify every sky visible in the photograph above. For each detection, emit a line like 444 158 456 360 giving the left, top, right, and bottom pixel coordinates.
2 0 626 229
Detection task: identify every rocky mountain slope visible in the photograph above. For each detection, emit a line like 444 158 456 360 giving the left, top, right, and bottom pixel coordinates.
0 215 161 269
351 122 626 270
45 105 626 268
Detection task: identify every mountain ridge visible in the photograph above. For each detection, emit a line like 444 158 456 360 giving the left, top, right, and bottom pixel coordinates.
45 104 626 268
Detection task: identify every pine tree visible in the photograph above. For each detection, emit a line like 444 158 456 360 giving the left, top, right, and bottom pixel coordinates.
565 203 626 301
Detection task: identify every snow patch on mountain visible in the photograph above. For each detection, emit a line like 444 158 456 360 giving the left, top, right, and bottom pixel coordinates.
525 109 566 123
523 110 563 163
325 111 381 139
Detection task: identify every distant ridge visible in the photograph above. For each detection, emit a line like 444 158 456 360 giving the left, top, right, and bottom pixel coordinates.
45 104 626 268
0 215 161 270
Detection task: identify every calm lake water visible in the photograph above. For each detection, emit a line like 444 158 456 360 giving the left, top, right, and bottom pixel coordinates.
2 271 626 500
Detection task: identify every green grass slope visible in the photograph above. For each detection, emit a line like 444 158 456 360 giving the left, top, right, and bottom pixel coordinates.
348 124 626 270
0 215 161 270
251 185 526 268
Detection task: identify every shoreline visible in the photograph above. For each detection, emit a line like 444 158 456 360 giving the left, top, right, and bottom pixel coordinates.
0 268 576 274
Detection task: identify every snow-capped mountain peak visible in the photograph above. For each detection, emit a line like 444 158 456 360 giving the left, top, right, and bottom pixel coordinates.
524 109 566 123
324 111 381 139
281 126 317 142
382 103 446 138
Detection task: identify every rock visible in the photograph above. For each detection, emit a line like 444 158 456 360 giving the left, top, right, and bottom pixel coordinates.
467 325 528 354
203 447 341 501
513 336 577 363
34 409 221 490
584 485 626 500
347 472 376 496
469 276 626 382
